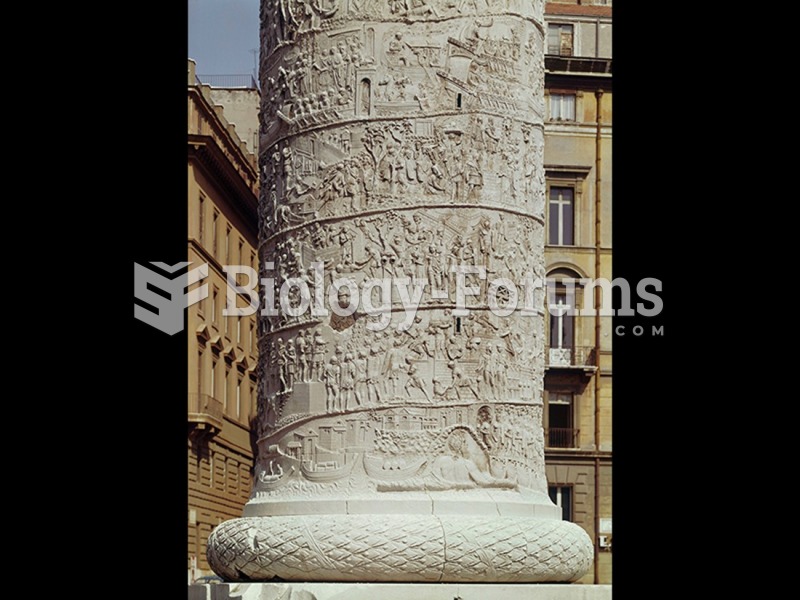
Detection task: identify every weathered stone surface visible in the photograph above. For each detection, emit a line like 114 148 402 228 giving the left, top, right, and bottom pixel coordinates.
206 0 593 582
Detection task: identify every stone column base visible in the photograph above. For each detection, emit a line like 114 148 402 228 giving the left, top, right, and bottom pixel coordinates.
207 515 593 583
188 582 612 600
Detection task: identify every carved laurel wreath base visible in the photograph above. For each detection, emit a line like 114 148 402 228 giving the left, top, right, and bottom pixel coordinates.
207 515 593 582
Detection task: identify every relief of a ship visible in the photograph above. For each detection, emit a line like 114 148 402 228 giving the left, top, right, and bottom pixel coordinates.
300 453 358 482
363 454 428 481
256 458 296 491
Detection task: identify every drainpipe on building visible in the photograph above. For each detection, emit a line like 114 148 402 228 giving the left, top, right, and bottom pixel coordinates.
594 88 603 584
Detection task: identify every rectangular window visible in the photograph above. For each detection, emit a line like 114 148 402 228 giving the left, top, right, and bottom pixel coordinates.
198 193 205 244
238 239 244 266
226 226 232 263
198 348 204 394
224 364 230 410
211 358 217 398
548 187 574 245
237 317 242 344
549 94 576 121
547 24 574 56
212 211 219 256
212 287 219 324
236 378 242 419
547 392 575 448
548 485 573 521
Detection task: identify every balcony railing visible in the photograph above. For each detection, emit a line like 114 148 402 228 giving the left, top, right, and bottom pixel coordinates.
545 55 613 75
188 393 224 433
546 346 596 368
547 428 579 449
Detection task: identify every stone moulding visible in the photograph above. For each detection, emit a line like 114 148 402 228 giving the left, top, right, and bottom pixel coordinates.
208 514 592 583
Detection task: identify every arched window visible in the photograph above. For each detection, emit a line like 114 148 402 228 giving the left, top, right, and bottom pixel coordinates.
546 268 584 366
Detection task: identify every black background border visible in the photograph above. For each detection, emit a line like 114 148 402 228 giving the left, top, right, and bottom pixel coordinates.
111 1 698 593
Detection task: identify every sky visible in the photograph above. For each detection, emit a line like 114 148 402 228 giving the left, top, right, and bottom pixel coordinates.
188 0 260 76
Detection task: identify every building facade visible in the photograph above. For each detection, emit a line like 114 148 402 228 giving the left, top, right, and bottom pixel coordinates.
186 59 260 581
206 84 260 157
542 0 613 585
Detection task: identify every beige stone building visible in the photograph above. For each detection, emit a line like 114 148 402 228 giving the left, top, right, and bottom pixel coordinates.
186 59 260 581
205 84 260 156
542 0 613 585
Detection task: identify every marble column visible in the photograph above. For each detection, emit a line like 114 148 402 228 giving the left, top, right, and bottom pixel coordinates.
207 0 593 582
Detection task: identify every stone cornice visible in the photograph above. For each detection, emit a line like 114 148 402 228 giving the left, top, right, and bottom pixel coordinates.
188 86 259 196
